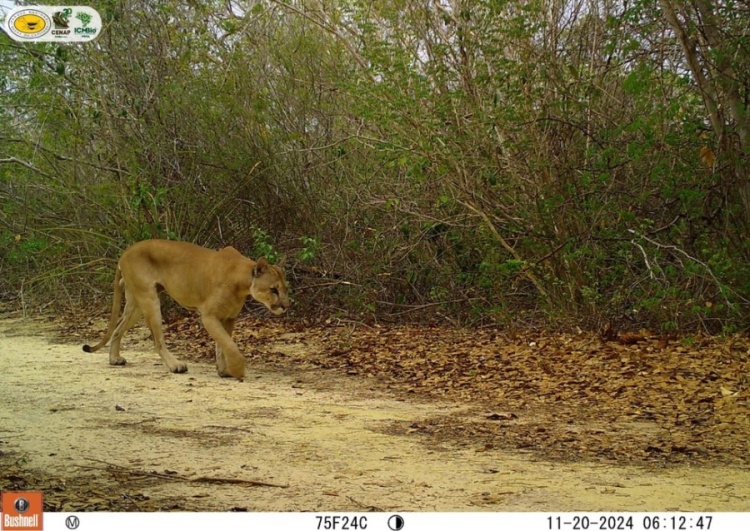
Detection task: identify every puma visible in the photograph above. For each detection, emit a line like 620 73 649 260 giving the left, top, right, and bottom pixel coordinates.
83 239 289 379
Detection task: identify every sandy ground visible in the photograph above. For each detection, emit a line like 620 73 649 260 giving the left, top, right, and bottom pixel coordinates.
1 317 749 511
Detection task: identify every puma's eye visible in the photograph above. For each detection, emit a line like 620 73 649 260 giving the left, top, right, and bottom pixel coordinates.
271 287 279 296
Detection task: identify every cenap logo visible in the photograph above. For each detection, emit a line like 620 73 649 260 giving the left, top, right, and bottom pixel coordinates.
7 9 52 39
53 9 72 29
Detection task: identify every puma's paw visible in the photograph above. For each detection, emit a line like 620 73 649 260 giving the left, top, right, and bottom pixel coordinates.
110 357 127 366
232 372 245 381
217 368 234 378
170 362 189 374
226 363 246 381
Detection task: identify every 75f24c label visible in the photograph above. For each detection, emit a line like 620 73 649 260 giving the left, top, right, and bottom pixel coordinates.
316 515 368 530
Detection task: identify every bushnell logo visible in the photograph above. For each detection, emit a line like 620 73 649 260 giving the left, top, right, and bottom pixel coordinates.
1 491 43 531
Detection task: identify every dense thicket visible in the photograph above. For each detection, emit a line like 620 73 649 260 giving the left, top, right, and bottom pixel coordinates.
1 0 749 331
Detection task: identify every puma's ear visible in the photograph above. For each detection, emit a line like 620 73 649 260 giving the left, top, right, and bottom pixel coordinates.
277 254 287 269
253 257 268 277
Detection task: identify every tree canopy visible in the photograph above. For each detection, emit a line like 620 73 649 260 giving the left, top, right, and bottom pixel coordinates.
2 0 749 332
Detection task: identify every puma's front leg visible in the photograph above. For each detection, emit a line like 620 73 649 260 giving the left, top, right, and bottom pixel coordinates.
215 343 228 377
202 315 245 379
214 318 236 378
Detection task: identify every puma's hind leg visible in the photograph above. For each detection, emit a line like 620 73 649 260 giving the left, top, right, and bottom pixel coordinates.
139 292 188 373
108 292 142 366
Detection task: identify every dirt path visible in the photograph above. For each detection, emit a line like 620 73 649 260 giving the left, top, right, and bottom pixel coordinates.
1 317 749 511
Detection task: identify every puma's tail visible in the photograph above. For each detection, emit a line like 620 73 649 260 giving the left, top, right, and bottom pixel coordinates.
83 266 123 353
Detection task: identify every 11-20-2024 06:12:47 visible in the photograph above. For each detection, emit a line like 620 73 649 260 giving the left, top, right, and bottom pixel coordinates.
548 515 714 530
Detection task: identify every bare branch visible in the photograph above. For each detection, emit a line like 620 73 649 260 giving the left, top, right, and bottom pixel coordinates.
0 156 56 180
460 200 551 304
628 229 746 306
267 0 373 77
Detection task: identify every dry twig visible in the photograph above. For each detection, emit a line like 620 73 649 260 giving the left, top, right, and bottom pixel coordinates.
79 458 289 489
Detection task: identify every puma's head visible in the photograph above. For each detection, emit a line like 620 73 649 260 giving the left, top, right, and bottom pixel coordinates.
250 257 290 315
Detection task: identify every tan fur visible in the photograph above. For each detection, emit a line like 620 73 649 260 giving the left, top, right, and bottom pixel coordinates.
83 239 289 379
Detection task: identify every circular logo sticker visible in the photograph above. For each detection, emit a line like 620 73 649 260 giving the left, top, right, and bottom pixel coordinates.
8 9 52 39
13 497 30 513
